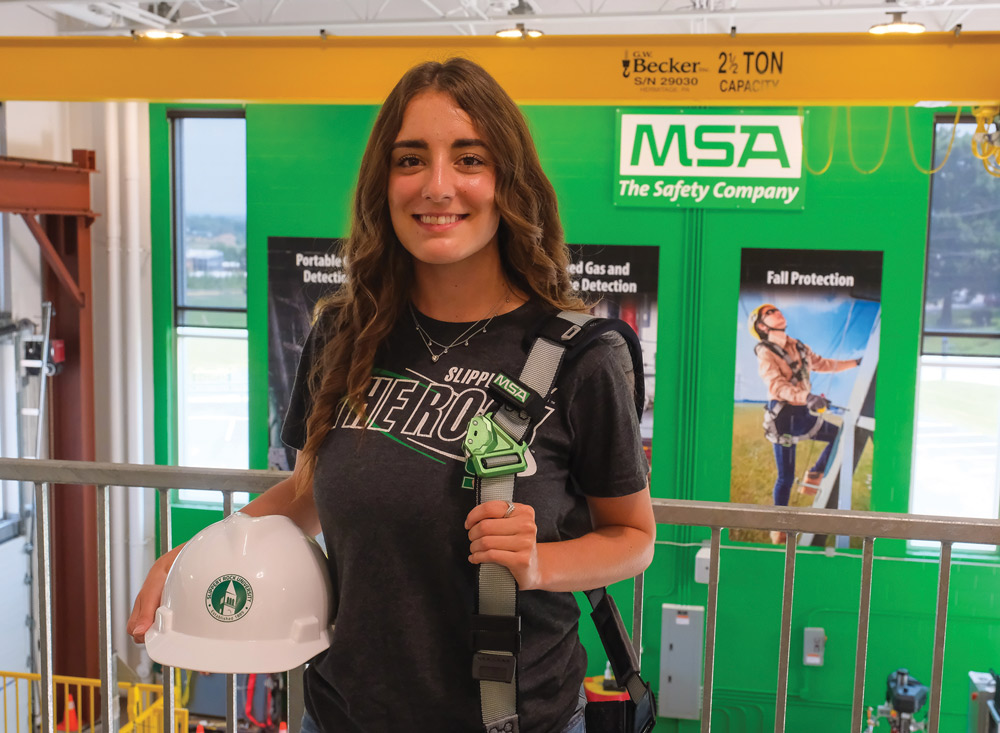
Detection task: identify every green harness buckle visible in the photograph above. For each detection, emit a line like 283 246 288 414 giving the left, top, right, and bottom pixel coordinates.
463 413 528 478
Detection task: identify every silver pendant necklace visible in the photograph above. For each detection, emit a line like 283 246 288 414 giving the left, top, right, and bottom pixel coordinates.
409 288 510 363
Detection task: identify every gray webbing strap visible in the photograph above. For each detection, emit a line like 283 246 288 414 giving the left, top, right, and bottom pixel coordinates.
476 311 596 733
765 402 826 446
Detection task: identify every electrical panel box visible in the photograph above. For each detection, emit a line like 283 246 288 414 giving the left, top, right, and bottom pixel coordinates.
694 546 711 584
659 603 704 720
803 627 825 666
969 671 997 733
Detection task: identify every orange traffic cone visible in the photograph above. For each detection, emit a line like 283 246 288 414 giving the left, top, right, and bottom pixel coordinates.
196 722 206 733
56 694 79 732
279 723 288 733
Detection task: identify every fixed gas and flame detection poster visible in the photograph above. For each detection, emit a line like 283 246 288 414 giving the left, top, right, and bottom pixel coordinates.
569 244 659 469
730 248 882 547
267 238 658 474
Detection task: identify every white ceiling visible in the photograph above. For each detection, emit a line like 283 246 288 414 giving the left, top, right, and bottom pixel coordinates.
7 0 1000 37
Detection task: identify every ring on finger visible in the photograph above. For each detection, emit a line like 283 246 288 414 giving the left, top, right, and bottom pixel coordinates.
504 501 515 518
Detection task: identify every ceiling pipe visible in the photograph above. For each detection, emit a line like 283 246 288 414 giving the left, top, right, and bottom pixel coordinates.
93 2 168 27
101 99 131 683
51 1 1000 35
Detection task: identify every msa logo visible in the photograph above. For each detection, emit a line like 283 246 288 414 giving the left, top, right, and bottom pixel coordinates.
493 373 529 404
620 114 802 179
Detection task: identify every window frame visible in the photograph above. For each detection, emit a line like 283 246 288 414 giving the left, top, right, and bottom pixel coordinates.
920 114 1000 356
154 106 250 522
909 112 1000 556
169 109 249 330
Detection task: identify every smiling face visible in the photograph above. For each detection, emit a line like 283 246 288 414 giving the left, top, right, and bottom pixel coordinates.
388 90 501 272
760 306 787 333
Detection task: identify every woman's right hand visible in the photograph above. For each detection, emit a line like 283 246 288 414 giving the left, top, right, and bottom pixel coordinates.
126 545 182 644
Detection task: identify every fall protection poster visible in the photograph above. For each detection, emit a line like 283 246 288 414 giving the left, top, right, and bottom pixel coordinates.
730 248 882 546
267 238 658 473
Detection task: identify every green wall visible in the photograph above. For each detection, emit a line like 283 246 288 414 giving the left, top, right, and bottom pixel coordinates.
153 102 1000 732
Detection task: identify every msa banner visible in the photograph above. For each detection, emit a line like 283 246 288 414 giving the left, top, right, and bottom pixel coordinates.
615 110 805 211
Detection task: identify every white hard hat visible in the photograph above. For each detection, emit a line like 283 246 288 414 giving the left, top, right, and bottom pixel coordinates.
145 512 333 673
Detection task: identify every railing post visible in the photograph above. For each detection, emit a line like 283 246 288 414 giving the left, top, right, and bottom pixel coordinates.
632 571 644 663
159 487 175 733
223 492 238 733
97 484 119 733
701 527 722 733
851 537 875 733
774 532 798 733
35 482 55 733
928 541 952 733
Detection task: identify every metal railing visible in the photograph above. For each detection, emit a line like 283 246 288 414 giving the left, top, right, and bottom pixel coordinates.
0 671 190 733
2 457 999 733
656 499 1000 733
0 458 293 733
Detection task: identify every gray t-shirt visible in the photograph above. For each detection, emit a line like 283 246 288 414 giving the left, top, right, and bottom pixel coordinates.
282 300 648 733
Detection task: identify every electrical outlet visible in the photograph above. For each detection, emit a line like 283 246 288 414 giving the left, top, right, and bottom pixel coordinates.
803 627 825 666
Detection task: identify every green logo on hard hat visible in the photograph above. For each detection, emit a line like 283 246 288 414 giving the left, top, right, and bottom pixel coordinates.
205 574 253 622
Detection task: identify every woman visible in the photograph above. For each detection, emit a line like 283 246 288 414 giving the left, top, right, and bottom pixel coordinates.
129 58 654 732
749 302 860 540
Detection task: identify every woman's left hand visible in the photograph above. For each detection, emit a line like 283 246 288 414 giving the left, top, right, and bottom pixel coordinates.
465 500 542 590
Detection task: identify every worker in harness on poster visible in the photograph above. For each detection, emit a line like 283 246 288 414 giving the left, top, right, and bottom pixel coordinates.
748 303 862 542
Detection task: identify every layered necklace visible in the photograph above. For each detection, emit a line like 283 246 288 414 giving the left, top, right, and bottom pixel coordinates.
409 287 511 363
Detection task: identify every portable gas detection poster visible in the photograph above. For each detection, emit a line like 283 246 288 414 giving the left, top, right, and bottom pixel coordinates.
267 238 658 474
266 236 345 471
730 248 882 546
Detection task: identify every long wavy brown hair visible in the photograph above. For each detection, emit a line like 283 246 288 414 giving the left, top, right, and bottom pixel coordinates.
296 57 585 496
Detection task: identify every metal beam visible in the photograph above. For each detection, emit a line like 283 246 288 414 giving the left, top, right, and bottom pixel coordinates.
0 0 996 25
652 498 1000 545
0 155 98 220
0 456 289 491
20 213 86 308
42 200 100 708
1 33 999 105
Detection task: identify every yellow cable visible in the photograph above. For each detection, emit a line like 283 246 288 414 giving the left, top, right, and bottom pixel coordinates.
172 668 191 708
971 105 1000 177
801 106 837 176
846 106 893 175
905 106 961 175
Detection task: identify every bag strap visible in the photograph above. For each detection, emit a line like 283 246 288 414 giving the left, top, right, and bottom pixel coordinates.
464 310 653 733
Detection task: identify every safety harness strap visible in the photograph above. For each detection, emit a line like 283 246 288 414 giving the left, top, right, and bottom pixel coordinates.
474 312 593 733
763 401 827 447
476 473 519 731
754 338 811 386
470 310 654 733
584 588 648 703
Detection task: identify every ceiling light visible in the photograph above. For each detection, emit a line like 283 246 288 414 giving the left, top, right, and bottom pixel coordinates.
869 11 925 35
496 22 542 39
135 29 185 39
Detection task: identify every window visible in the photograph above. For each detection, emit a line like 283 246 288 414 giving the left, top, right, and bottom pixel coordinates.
170 112 249 504
172 113 248 328
911 118 1000 550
